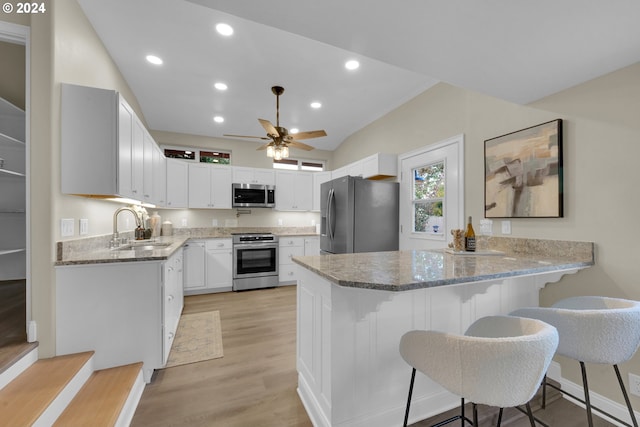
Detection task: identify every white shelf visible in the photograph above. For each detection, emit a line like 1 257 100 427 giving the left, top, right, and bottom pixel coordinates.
0 97 25 142
0 248 26 256
0 168 25 177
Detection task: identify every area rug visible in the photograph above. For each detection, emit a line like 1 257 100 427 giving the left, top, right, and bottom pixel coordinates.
164 310 224 368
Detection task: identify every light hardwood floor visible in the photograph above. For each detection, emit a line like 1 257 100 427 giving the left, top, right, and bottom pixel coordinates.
131 285 614 427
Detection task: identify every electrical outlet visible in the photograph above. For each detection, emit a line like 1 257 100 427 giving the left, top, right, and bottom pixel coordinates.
501 220 511 235
629 373 640 396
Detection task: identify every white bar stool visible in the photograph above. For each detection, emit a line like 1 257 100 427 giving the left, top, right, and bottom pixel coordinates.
512 296 640 427
399 315 558 427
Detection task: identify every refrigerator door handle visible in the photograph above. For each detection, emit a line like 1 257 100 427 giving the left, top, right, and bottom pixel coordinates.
328 188 335 241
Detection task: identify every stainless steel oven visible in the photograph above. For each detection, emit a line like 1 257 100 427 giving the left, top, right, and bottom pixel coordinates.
232 233 279 291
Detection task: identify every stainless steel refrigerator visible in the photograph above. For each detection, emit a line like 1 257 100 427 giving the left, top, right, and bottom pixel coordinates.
320 176 399 254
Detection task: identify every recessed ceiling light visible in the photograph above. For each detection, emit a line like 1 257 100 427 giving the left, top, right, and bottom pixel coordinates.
214 82 228 91
213 116 224 123
310 102 322 109
345 60 360 70
146 55 163 65
216 23 234 36
290 128 299 134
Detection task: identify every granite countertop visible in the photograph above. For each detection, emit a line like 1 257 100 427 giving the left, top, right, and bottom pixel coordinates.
55 226 319 266
292 238 594 292
55 236 190 266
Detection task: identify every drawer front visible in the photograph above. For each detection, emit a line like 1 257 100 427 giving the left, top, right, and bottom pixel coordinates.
279 245 305 265
205 238 232 250
279 264 298 282
279 237 304 248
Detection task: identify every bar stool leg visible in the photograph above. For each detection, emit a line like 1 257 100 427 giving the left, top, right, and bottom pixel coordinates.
580 361 594 427
460 398 466 427
404 368 416 427
472 403 478 427
525 402 536 427
614 364 639 427
541 375 547 409
496 408 504 426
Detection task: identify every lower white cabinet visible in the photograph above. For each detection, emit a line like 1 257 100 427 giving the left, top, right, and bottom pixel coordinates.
55 248 184 383
183 238 232 295
279 236 319 284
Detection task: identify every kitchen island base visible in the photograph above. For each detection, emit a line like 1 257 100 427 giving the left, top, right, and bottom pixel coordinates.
295 265 583 427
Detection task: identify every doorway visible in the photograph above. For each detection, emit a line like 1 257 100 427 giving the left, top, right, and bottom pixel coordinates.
399 134 464 250
0 21 30 353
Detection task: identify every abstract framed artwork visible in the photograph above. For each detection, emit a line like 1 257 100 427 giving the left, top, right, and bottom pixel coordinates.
484 119 563 218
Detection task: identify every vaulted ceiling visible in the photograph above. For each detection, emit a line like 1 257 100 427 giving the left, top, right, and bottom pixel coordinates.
78 0 640 151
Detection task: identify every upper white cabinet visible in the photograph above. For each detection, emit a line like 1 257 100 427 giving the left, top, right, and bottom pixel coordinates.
165 158 188 208
361 153 397 179
152 143 167 206
275 170 313 211
330 153 397 181
0 96 26 281
232 166 275 185
188 163 232 209
61 83 163 200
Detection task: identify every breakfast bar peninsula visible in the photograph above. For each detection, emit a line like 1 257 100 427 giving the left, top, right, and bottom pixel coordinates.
292 237 594 427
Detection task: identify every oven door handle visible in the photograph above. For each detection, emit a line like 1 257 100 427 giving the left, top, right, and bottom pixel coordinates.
234 242 278 249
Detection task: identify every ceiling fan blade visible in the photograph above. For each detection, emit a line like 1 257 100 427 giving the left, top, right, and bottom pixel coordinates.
258 119 280 137
288 140 315 151
290 129 327 140
224 133 270 140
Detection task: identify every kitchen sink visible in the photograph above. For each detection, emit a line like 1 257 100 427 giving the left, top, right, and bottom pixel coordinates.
112 242 172 251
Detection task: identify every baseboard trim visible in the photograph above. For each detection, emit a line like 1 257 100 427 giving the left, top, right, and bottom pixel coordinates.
548 361 639 427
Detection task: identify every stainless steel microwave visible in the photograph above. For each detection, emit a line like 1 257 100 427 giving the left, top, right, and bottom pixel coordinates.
232 183 275 208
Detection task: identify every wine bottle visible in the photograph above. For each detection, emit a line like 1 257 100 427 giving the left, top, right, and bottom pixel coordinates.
465 216 476 252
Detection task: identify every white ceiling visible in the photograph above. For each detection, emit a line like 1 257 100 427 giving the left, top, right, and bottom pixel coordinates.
77 0 640 152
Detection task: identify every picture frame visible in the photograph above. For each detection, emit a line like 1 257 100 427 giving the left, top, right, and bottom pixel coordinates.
484 119 563 218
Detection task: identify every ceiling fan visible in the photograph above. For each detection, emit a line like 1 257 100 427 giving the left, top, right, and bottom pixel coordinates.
224 86 327 160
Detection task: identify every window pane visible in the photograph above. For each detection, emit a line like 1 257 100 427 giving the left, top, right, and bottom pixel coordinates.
414 201 443 233
164 149 195 160
413 162 444 200
273 158 299 170
301 161 324 171
200 150 230 164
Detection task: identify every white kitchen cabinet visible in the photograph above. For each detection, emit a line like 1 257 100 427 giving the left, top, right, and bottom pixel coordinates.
232 166 275 185
347 161 364 177
152 143 167 206
55 248 184 383
279 237 305 284
142 129 155 205
183 238 232 295
165 158 188 208
0 96 26 281
205 239 233 291
312 171 332 211
275 171 313 211
61 83 147 199
331 166 348 180
304 236 320 256
188 163 232 209
361 152 397 179
183 240 206 291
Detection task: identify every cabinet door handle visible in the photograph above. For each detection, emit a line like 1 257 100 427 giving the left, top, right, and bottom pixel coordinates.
167 295 174 302
168 332 174 340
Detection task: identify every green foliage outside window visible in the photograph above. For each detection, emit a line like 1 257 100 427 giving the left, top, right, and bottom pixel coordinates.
413 162 444 233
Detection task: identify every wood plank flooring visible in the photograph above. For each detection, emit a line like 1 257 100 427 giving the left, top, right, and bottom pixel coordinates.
131 285 614 427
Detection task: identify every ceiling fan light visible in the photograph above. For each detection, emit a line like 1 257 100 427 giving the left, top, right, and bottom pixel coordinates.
273 147 283 161
267 145 275 158
281 145 289 158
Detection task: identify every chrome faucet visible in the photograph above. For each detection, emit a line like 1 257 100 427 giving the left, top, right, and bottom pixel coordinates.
110 207 143 248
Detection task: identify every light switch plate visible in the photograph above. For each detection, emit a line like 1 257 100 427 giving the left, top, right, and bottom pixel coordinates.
501 220 512 235
61 218 74 237
79 218 89 235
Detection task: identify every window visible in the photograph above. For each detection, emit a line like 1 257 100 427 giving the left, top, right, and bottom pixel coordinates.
412 161 444 234
273 158 325 171
163 146 231 164
200 150 230 164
